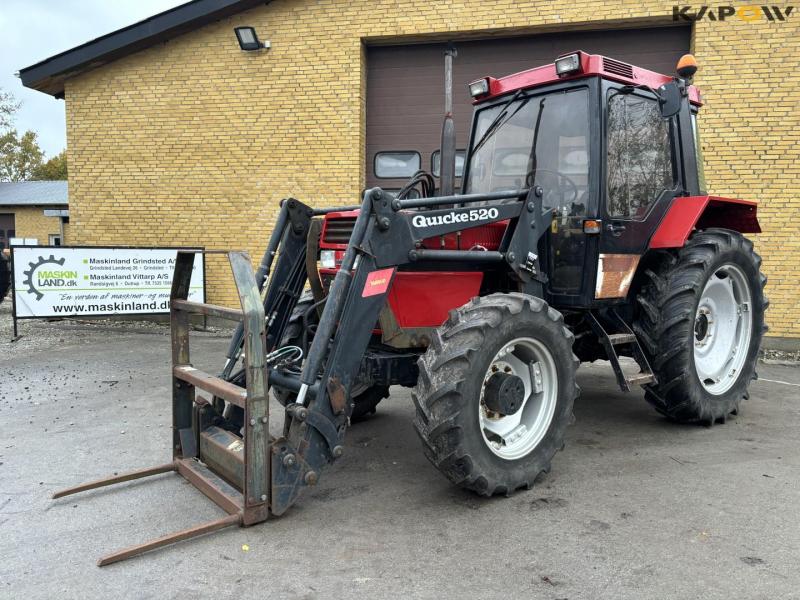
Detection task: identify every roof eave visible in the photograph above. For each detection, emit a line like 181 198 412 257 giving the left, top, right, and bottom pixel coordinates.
19 0 265 97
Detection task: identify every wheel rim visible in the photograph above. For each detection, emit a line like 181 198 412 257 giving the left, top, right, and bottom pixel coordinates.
478 337 558 461
693 263 753 395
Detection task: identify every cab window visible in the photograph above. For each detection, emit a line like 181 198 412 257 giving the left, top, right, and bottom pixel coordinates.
606 93 674 220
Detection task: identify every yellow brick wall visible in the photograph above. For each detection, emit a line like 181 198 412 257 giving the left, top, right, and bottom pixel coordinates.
693 16 800 340
8 207 66 245
62 0 800 340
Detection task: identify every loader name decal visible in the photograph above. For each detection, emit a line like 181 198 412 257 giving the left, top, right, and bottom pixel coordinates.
411 207 500 230
362 268 395 298
673 5 794 20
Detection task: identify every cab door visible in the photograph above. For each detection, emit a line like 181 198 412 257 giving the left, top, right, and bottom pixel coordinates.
596 82 681 299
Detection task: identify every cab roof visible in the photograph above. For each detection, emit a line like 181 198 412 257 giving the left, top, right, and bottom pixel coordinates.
474 51 702 106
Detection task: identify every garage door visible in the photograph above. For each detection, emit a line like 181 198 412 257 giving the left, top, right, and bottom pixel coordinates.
366 26 690 192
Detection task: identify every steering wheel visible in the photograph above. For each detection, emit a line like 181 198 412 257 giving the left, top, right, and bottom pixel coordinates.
526 169 579 209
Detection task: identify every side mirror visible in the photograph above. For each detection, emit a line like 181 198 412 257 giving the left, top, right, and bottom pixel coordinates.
659 81 682 118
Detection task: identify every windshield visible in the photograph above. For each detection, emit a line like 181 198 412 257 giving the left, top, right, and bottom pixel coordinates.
465 87 592 296
465 88 591 216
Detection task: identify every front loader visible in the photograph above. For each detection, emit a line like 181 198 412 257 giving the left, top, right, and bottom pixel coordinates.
54 51 766 565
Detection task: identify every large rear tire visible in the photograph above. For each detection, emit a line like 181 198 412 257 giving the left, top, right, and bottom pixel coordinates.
413 293 578 496
633 229 767 423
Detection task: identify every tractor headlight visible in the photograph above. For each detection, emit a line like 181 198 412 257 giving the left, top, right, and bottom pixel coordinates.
320 250 336 269
555 53 581 77
468 78 490 98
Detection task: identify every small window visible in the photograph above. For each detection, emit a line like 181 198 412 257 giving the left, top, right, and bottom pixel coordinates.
431 150 465 177
606 92 674 220
374 151 421 179
49 234 62 246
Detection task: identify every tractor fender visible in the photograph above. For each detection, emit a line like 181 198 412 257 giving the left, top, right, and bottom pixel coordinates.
649 195 760 249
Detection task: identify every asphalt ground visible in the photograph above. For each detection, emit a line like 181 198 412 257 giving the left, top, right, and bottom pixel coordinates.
1 313 798 599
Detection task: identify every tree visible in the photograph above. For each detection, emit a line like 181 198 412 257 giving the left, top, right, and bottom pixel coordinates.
0 129 45 182
0 87 20 131
30 149 67 180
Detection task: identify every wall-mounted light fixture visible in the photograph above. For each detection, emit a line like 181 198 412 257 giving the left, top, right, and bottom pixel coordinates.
234 26 270 51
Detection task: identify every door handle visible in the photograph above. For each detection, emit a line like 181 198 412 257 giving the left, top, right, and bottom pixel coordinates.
606 222 626 236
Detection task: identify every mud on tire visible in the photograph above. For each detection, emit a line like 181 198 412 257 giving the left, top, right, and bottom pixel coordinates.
633 228 768 424
412 293 579 496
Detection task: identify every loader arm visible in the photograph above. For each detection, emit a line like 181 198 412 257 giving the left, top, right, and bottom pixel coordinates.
267 186 549 513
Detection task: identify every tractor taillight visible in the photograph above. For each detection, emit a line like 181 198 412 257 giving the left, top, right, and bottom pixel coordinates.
468 78 490 98
555 53 582 77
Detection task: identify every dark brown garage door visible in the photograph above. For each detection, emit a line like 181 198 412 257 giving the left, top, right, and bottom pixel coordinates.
365 26 690 192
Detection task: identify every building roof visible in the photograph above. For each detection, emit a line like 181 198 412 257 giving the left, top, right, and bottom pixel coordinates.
0 181 68 206
19 0 264 98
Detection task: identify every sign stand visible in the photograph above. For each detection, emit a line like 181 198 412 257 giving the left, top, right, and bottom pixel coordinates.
9 248 20 342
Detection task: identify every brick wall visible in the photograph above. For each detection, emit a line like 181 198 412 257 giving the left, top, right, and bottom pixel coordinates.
10 207 65 245
62 0 800 341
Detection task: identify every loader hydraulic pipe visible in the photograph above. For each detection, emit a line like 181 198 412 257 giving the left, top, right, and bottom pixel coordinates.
297 189 376 400
410 249 505 262
312 205 362 215
254 200 290 291
393 188 527 210
222 201 289 379
268 368 305 392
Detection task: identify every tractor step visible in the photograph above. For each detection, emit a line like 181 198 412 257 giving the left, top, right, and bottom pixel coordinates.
625 373 656 386
607 333 637 345
587 310 656 393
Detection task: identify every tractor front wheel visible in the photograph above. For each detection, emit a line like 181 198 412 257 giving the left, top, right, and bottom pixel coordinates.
634 229 768 424
413 293 579 496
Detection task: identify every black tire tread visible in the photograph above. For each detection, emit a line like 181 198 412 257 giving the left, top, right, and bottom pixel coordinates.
633 229 767 423
412 293 579 497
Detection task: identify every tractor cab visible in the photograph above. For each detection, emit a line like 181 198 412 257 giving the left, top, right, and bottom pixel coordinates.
462 51 705 307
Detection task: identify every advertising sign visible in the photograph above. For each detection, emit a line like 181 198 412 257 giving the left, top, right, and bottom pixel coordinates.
12 246 204 318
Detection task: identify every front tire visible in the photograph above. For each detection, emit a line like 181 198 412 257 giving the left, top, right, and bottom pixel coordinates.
634 229 768 423
413 293 579 496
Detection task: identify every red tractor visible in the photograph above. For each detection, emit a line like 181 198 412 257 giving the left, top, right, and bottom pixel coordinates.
262 51 766 496
56 51 766 564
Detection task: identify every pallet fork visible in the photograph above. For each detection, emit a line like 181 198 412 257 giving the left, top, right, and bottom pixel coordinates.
52 250 271 566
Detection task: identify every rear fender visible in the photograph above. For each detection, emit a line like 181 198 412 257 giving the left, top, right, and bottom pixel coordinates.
649 195 760 249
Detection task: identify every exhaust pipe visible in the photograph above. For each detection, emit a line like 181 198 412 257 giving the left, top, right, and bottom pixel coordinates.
439 43 457 197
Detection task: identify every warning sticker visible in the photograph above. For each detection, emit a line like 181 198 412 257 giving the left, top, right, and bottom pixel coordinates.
362 268 395 297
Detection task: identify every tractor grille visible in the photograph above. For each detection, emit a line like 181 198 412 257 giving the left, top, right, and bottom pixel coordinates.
322 217 356 244
603 57 634 79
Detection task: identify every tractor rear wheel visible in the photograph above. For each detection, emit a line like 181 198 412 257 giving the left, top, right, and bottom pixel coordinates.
413 293 579 496
634 229 767 424
273 292 389 420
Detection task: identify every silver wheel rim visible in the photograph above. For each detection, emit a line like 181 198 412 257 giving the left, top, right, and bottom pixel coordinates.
693 263 753 395
479 337 558 461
